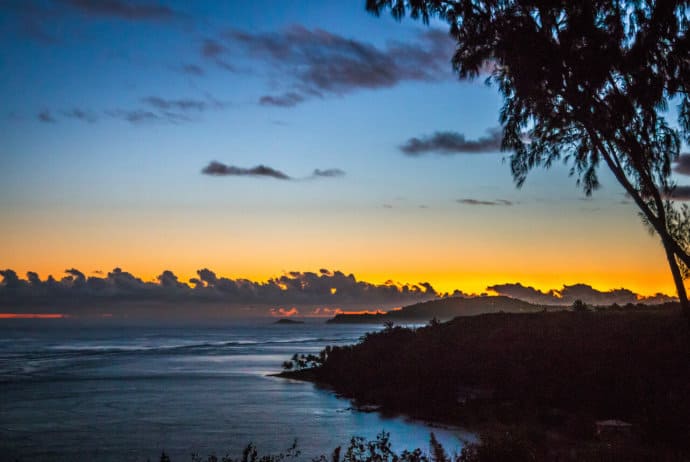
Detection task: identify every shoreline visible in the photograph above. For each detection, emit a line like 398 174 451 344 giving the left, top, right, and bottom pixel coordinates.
273 369 549 440
273 309 690 458
271 369 482 446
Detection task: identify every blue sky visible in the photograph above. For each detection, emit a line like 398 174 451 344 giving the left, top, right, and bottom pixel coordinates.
0 0 685 300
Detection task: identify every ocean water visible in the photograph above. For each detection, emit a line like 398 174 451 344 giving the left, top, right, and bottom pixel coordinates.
0 320 474 461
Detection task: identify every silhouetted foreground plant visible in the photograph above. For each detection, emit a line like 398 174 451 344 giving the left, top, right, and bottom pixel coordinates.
164 432 532 462
161 430 676 462
188 439 300 462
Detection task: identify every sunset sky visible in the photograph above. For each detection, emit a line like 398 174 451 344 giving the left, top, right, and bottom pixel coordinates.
2 0 688 300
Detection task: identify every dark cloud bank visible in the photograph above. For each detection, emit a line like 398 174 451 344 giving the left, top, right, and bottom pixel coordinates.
0 268 435 317
400 128 503 155
488 282 675 306
201 161 345 181
202 162 291 180
206 25 455 107
0 269 676 319
458 198 513 206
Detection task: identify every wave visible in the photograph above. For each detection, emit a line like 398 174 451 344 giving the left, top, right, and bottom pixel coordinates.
43 336 351 355
0 327 369 384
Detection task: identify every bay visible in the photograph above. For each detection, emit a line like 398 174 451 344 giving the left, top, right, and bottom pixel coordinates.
0 320 474 461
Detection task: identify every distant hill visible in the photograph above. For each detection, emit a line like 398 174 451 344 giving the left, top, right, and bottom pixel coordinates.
327 295 551 324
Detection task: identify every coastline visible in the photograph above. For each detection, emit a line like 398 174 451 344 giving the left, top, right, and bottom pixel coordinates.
271 369 482 446
274 308 690 458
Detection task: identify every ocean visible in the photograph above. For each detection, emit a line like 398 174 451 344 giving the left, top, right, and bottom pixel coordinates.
0 320 474 461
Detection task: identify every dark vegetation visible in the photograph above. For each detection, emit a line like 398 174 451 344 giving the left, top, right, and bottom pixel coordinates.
156 428 685 462
327 296 549 324
282 308 690 457
281 351 329 371
153 431 553 462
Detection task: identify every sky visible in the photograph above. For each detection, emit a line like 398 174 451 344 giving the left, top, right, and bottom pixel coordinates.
1 0 689 313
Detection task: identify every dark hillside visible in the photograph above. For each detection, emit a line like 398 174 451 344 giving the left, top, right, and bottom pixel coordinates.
289 309 690 449
327 295 548 323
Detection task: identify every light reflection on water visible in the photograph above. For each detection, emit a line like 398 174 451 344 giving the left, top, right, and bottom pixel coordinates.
0 321 476 461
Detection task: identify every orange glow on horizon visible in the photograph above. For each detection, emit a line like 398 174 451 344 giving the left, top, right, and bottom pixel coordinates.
269 307 299 317
336 310 386 315
0 265 681 302
0 313 67 319
4 184 686 307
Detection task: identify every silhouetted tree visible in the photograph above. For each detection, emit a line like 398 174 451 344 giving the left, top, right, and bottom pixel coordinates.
282 353 324 371
366 0 690 323
572 299 588 312
428 433 448 462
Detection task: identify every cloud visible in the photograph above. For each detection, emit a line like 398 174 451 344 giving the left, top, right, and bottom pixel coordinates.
259 92 306 108
157 270 187 289
61 108 98 123
39 109 166 126
1 268 677 319
104 96 227 124
61 0 179 21
269 307 299 317
201 162 345 181
487 282 676 306
400 128 502 155
37 110 56 123
200 39 237 71
201 162 291 180
106 109 164 123
202 38 225 58
311 168 345 178
212 25 453 107
0 270 22 288
674 154 690 176
4 0 183 45
0 268 439 315
457 198 513 206
64 268 86 285
311 307 343 316
179 64 204 76
0 1 62 43
142 96 209 112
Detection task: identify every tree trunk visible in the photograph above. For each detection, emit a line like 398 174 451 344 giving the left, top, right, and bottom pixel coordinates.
588 133 690 327
661 234 690 328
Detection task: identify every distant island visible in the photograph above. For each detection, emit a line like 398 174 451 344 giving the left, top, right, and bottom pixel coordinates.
327 295 553 323
273 318 304 325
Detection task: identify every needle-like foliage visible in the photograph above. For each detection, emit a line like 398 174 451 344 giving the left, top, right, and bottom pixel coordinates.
367 0 690 319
